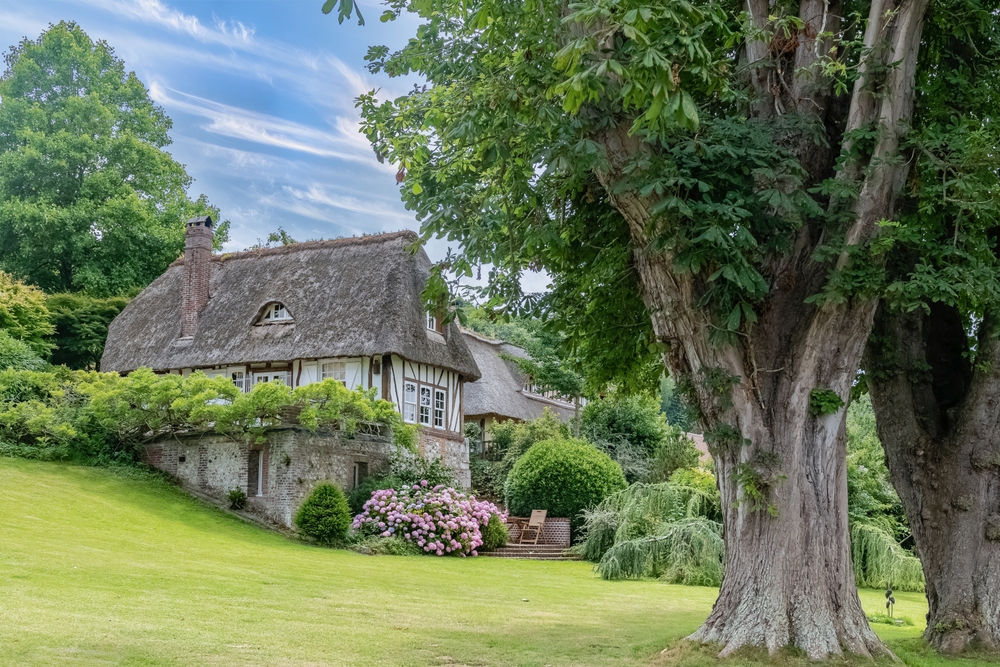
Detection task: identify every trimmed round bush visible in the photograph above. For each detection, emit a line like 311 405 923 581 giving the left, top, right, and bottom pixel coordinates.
295 482 351 545
481 513 510 550
505 438 627 532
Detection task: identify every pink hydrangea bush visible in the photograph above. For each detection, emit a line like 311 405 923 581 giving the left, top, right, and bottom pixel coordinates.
352 481 506 556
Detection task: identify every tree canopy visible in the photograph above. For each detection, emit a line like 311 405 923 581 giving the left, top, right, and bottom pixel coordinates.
45 292 129 370
0 21 227 296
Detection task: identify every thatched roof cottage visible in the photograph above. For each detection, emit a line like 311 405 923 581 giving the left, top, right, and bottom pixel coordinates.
102 219 481 498
461 330 576 451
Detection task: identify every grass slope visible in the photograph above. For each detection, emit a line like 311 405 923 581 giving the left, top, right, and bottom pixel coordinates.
0 458 993 667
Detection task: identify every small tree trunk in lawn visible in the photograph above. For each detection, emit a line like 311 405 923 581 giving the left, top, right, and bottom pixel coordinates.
585 0 929 655
866 304 1000 653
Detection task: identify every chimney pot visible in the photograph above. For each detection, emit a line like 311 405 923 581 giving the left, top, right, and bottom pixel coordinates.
180 215 214 338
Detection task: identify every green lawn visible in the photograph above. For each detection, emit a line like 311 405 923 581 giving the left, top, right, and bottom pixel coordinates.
0 458 994 667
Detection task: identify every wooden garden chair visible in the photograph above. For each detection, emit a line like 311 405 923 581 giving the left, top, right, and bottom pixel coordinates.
517 510 547 545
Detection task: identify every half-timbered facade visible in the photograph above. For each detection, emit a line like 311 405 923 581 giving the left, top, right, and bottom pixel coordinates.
101 220 480 486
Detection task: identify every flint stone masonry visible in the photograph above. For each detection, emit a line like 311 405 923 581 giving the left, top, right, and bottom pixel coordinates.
417 429 470 488
142 427 394 528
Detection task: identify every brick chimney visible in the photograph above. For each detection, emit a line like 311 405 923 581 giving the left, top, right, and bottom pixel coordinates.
180 216 214 338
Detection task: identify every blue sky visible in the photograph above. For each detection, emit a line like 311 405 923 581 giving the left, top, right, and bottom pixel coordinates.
0 0 548 288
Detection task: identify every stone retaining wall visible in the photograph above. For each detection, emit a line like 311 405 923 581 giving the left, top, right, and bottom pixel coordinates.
141 428 393 528
417 429 470 488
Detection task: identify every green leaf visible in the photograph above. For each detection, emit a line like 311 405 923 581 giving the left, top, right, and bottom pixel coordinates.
725 305 742 331
644 96 664 121
680 91 699 129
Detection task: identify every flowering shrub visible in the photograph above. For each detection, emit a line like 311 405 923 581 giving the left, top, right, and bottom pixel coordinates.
353 481 506 556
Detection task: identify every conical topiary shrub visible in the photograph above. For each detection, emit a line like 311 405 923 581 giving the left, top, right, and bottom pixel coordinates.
295 482 351 545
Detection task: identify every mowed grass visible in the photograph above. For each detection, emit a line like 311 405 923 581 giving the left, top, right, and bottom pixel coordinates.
0 458 995 667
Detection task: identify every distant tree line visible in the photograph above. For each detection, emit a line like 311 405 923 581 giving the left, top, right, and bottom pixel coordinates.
0 22 227 369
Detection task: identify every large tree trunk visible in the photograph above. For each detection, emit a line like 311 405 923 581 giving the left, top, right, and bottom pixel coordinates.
635 248 884 659
866 304 1000 653
585 0 929 657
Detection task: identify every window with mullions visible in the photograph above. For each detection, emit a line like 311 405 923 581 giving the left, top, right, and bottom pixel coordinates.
433 389 446 428
231 371 248 393
403 382 417 423
419 386 432 425
322 361 347 385
252 371 289 387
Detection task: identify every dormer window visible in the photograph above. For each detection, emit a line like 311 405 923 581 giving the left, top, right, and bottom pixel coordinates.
257 302 292 324
426 312 437 331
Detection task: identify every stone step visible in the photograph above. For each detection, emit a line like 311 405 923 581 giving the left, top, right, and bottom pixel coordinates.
482 544 582 560
499 544 568 549
484 556 581 561
487 550 579 555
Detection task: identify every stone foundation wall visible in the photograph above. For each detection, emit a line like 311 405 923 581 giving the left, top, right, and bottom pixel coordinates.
417 428 470 489
141 428 393 528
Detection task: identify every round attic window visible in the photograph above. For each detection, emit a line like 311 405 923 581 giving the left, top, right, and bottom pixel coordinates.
257 302 293 324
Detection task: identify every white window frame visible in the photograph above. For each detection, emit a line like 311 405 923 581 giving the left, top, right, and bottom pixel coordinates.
261 302 292 323
426 312 437 331
321 361 347 385
433 388 446 429
251 371 289 387
403 381 417 423
418 386 432 425
231 371 248 393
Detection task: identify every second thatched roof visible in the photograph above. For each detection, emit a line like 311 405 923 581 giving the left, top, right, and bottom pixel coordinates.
462 330 574 422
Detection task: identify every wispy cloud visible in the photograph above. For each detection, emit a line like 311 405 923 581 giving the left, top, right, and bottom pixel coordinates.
149 83 390 170
82 0 254 48
0 11 49 44
82 0 360 79
196 143 275 170
283 184 413 222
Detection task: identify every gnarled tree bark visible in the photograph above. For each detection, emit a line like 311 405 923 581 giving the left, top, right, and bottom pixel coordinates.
866 303 1000 653
586 0 930 657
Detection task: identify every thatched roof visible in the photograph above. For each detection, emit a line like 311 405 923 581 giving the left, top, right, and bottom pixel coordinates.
101 231 480 378
462 330 574 422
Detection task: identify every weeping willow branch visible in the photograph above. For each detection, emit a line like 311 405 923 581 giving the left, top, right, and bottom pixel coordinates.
851 522 925 592
598 518 725 585
579 480 925 591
